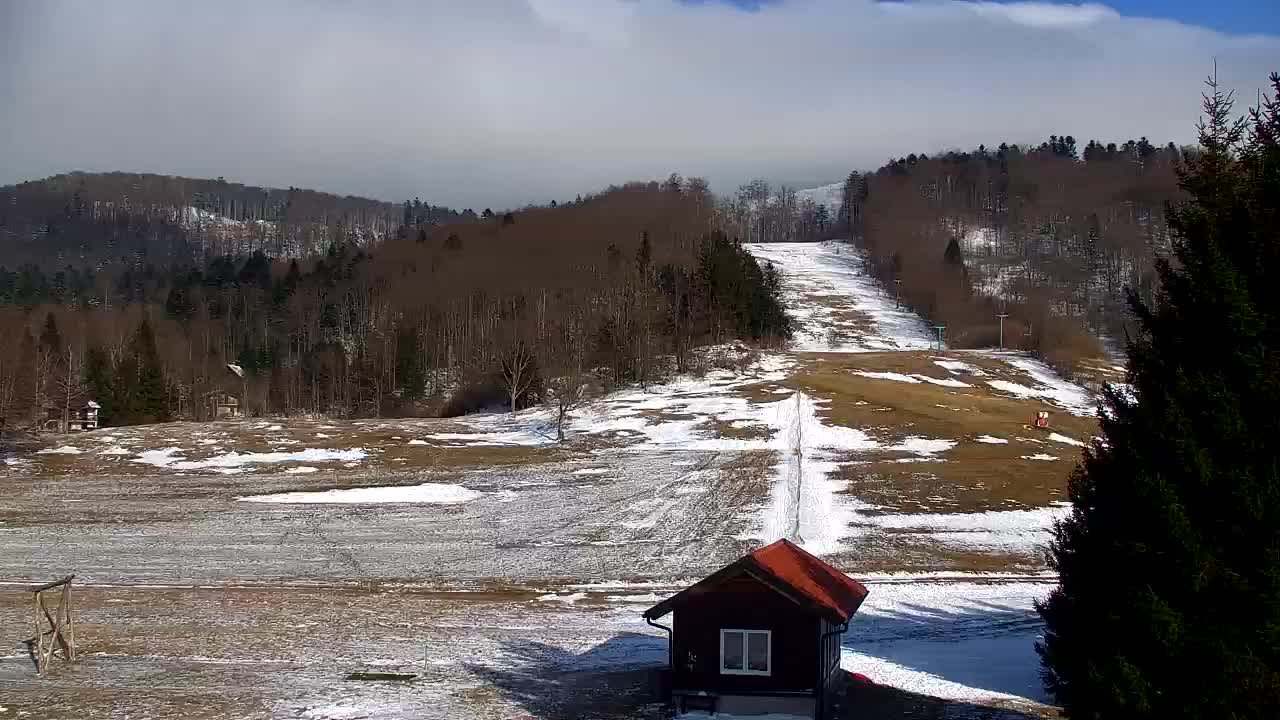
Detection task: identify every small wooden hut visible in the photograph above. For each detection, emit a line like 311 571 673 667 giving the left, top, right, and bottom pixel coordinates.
643 539 869 718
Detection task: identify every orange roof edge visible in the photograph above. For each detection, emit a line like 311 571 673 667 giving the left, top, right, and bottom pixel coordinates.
643 538 869 623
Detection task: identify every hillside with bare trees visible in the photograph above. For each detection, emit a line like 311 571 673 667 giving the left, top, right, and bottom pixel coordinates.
835 137 1185 370
0 176 789 427
0 172 466 266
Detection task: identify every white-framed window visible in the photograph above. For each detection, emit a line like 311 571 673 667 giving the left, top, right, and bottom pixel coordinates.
720 628 771 675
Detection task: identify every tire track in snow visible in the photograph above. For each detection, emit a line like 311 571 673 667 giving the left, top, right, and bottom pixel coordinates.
761 391 877 556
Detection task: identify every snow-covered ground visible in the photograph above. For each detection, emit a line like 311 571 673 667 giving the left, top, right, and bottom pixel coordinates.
844 577 1053 707
796 181 843 215
746 241 938 353
0 241 1096 718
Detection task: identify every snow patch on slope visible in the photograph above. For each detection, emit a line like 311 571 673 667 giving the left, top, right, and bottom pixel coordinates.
241 482 479 505
853 370 971 388
134 447 367 470
745 242 937 353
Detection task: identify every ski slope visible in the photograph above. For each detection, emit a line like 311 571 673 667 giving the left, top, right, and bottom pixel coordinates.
746 241 938 352
797 181 843 215
1 240 1095 717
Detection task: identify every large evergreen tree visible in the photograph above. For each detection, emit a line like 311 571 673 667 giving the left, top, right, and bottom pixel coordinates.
394 326 425 401
83 346 117 426
128 318 170 424
1038 73 1280 719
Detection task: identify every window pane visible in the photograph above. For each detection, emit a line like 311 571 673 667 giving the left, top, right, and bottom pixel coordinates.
747 632 769 672
722 631 744 670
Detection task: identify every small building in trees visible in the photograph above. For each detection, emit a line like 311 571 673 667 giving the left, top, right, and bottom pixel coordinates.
43 401 99 432
642 539 868 719
210 392 241 419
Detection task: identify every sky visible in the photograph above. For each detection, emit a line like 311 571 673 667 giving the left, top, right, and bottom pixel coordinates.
715 0 1279 35
2 0 1278 209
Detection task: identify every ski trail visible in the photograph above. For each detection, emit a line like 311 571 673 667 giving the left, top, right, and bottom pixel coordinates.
760 391 875 555
746 241 937 353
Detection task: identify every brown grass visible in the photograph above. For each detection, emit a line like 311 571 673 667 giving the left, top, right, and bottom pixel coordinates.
701 417 774 441
747 352 1098 514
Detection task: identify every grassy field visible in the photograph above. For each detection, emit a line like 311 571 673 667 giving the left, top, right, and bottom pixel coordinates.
740 351 1097 515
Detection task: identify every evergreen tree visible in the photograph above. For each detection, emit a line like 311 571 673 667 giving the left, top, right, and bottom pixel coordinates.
1038 72 1280 720
83 346 117 426
14 328 36 417
395 326 425 400
943 237 965 266
39 312 61 353
128 318 170 423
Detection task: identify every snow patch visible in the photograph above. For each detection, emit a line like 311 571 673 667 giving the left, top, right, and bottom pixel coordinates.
1021 453 1059 461
134 447 366 470
240 482 479 504
974 435 1008 444
1047 432 1084 447
1000 355 1097 416
853 370 971 388
859 505 1069 552
285 466 319 475
888 437 956 456
37 446 82 455
986 379 1040 399
933 359 986 375
854 370 921 384
536 592 587 604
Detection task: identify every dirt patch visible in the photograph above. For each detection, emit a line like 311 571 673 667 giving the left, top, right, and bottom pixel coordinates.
717 450 775 499
701 417 774 441
803 293 883 350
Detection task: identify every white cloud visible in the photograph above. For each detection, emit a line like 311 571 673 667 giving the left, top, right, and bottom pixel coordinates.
0 0 1276 208
958 1 1117 29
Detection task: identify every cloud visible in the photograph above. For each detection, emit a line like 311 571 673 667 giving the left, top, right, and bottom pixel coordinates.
955 1 1117 28
1 0 1276 208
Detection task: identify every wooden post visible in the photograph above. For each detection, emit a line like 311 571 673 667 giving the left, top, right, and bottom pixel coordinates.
32 591 41 671
29 574 76 674
64 580 75 661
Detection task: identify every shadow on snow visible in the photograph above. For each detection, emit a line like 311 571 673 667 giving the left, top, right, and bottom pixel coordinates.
465 619 1052 719
843 597 1050 706
464 632 668 720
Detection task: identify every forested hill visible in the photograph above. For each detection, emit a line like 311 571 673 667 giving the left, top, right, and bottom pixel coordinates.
836 135 1187 370
0 171 467 267
0 177 791 425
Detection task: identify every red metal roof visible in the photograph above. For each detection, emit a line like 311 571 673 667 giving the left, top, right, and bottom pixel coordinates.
644 538 869 623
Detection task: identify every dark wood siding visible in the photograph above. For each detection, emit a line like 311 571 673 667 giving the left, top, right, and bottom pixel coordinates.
670 574 820 694
817 617 845 720
819 617 843 683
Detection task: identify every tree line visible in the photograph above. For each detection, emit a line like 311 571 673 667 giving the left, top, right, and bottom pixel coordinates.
715 179 832 245
0 178 789 433
0 171 469 266
835 133 1186 371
